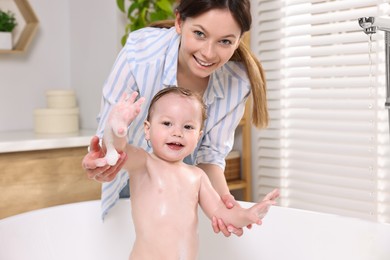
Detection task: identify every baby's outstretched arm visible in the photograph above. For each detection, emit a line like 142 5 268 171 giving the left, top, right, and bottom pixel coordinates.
199 173 279 228
103 92 145 166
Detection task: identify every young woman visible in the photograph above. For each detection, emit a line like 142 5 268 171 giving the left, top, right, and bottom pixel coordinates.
82 0 268 237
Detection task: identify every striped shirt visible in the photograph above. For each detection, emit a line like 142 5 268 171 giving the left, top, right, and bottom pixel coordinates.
97 27 251 219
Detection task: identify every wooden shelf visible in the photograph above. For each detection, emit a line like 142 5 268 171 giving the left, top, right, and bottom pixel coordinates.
227 179 248 191
0 0 39 54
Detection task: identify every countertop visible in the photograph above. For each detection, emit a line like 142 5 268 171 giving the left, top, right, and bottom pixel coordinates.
0 129 96 153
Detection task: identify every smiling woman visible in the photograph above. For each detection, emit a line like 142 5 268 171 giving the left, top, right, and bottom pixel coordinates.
81 1 269 240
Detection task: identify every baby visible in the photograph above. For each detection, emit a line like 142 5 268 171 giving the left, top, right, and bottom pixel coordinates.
103 87 279 259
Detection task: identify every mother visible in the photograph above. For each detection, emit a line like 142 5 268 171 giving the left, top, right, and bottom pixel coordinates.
82 0 269 236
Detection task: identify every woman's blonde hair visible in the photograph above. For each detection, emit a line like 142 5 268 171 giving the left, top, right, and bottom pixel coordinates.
230 39 268 128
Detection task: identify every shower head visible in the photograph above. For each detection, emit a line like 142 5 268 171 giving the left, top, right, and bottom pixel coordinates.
358 17 375 29
358 17 377 34
358 16 390 34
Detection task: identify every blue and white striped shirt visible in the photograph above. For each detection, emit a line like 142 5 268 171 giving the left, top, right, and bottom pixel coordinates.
97 27 251 218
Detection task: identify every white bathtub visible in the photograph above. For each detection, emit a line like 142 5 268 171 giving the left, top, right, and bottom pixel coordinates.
0 199 389 260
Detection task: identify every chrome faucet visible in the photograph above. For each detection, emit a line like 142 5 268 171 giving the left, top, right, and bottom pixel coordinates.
359 17 390 34
359 16 390 136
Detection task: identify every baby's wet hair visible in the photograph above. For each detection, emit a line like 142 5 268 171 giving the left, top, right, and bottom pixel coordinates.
146 87 208 129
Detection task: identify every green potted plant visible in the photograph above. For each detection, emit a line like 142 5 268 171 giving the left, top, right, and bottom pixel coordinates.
117 0 177 46
0 9 17 50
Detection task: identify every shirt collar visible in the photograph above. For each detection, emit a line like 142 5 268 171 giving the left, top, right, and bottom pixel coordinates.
162 28 180 86
204 67 226 105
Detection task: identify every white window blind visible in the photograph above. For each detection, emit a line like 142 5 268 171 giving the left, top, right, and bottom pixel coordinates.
251 0 390 223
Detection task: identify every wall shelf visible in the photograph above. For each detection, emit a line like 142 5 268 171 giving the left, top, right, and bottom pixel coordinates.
0 0 39 54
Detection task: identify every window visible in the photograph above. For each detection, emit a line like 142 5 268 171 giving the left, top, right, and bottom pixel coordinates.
252 0 390 223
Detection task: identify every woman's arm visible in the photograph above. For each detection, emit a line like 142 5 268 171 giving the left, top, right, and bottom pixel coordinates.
197 163 230 197
197 163 246 236
196 96 249 236
198 170 278 228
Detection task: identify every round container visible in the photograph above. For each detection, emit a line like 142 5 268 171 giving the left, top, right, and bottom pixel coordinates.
34 108 79 134
46 89 76 108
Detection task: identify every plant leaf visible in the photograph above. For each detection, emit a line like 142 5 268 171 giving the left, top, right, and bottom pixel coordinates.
116 0 125 13
128 2 139 17
140 7 147 24
156 0 174 14
117 0 176 46
121 35 127 46
0 9 17 32
150 11 166 21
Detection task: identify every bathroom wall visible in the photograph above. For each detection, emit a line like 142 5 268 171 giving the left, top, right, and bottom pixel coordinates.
0 0 122 132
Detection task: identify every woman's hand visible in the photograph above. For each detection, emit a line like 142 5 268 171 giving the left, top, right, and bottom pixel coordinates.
82 135 128 182
212 189 280 237
212 194 246 237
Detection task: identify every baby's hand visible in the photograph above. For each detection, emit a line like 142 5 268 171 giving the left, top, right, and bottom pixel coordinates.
109 92 146 137
250 189 280 224
104 91 145 166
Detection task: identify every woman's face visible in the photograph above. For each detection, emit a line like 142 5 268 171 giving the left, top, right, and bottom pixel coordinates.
175 8 242 79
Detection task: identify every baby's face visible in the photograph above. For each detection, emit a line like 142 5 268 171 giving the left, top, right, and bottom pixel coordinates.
144 93 203 162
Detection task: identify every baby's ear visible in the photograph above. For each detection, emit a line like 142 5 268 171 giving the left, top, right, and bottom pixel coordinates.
198 131 203 142
144 121 151 139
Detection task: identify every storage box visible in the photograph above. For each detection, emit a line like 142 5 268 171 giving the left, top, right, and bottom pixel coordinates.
34 108 79 134
224 150 241 181
46 89 76 108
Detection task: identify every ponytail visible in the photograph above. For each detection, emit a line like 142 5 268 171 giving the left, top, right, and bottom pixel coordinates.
231 40 268 129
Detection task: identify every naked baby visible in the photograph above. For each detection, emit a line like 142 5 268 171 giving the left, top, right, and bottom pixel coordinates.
103 87 279 260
